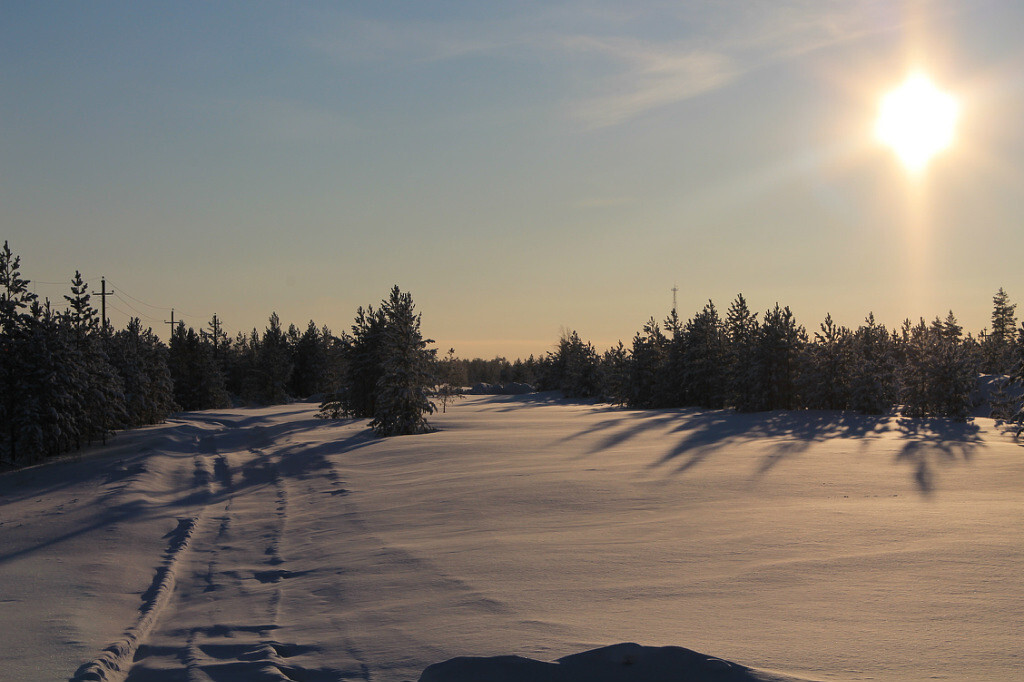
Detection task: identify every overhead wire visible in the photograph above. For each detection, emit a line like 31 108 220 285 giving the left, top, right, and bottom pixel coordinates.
103 277 205 320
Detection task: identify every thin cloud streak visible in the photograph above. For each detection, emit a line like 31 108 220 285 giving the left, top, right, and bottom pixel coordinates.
560 36 737 129
303 3 910 131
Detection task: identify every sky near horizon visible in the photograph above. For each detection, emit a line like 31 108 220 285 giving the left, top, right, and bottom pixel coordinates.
3 1 1024 358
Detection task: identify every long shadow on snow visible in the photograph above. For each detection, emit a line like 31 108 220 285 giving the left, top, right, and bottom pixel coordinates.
476 391 602 413
894 417 980 494
0 413 373 567
569 406 980 493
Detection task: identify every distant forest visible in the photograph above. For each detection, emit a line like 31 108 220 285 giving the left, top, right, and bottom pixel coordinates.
2 241 1023 467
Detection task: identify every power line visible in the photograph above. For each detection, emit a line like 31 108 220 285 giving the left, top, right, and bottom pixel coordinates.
102 277 174 311
112 292 164 323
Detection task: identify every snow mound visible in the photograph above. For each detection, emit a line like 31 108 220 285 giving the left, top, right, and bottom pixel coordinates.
419 643 810 682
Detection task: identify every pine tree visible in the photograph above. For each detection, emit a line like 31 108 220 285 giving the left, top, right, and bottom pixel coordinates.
982 288 1018 373
680 300 726 408
628 318 669 408
599 341 630 405
369 286 437 436
327 305 386 418
849 313 896 414
546 330 600 399
752 304 805 411
63 271 126 445
253 313 294 405
0 242 39 462
801 313 852 410
900 314 975 420
724 294 759 411
290 320 330 398
435 348 465 413
168 324 230 411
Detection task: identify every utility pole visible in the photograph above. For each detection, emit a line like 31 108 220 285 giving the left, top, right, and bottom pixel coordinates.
91 277 114 333
164 308 179 340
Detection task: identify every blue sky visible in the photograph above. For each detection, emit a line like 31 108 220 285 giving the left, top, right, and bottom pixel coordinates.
4 1 1024 357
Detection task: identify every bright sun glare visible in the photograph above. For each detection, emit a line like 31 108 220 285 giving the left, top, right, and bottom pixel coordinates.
876 73 959 173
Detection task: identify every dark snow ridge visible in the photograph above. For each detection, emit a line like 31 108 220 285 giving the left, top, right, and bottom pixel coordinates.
71 517 200 682
418 643 812 682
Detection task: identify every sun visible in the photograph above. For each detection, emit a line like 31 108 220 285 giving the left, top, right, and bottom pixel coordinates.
876 73 959 173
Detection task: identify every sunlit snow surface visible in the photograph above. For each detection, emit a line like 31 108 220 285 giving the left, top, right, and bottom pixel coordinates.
1 395 1021 681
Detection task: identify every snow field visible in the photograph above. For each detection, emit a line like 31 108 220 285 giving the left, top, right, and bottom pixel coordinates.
0 394 1021 681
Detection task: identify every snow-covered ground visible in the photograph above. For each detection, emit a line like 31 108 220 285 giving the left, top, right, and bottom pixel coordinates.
1 394 1022 681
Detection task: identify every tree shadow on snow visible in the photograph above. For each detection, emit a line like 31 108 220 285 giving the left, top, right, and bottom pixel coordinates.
0 409 374 567
571 408 890 476
894 417 981 495
567 406 984 494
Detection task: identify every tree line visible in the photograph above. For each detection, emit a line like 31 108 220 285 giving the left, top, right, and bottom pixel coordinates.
0 243 353 466
537 290 1024 425
4 238 1023 466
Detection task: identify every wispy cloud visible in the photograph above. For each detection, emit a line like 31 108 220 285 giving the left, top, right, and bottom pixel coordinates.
303 2 906 130
559 36 738 129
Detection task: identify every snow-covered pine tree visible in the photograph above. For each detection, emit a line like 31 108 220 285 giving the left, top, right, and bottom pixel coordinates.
369 286 436 436
63 271 126 445
546 330 600 399
800 313 852 411
899 314 975 420
926 312 976 421
1002 321 1024 435
849 313 897 415
628 318 669 408
0 242 39 462
327 305 386 418
983 287 1018 373
108 318 152 427
140 325 176 422
748 304 804 411
21 299 81 460
724 294 759 411
680 300 726 408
